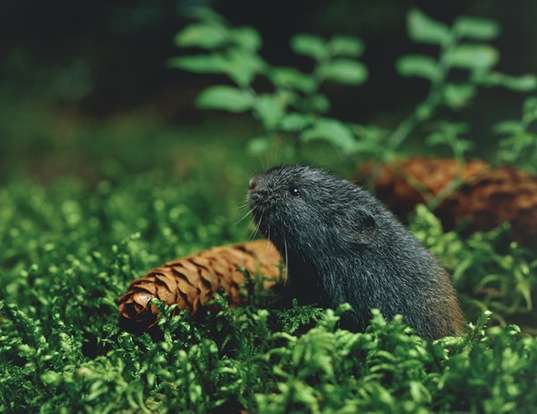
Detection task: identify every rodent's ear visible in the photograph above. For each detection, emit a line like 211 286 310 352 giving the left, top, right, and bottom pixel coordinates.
349 208 377 245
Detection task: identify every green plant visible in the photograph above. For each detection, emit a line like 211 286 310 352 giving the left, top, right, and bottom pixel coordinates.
172 8 536 162
425 121 473 162
495 96 537 173
410 205 537 325
387 10 536 157
1 166 536 412
170 8 368 157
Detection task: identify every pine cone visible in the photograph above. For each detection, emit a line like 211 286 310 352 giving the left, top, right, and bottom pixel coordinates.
118 240 282 332
359 158 537 245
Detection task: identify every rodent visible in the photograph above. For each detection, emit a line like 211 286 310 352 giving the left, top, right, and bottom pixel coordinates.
247 165 464 340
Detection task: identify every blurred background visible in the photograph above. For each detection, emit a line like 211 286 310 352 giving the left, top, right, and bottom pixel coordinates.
1 0 536 182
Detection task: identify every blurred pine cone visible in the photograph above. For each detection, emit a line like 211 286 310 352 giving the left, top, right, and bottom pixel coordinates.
118 240 282 332
359 158 537 245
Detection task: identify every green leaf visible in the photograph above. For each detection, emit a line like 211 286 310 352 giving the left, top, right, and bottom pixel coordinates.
279 114 313 131
505 75 537 92
494 121 524 135
523 97 537 124
329 36 364 57
407 9 452 46
254 95 286 129
291 34 328 61
454 16 500 40
197 86 254 112
175 23 228 49
301 119 356 153
475 72 537 92
396 55 441 82
168 54 227 73
444 83 476 109
270 67 317 93
231 27 262 51
170 50 264 86
425 122 472 156
317 60 368 85
41 370 62 386
222 49 265 86
445 44 499 70
302 94 330 113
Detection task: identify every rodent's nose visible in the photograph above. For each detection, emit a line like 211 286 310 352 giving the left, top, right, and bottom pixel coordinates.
248 177 257 191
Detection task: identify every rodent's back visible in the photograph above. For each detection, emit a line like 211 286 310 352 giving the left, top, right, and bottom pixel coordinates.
344 211 464 337
248 165 464 339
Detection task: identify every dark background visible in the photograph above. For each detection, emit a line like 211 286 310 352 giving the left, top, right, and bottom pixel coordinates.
2 0 536 117
1 0 536 181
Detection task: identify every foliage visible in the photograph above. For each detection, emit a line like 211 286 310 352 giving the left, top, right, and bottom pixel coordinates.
172 8 536 162
410 206 537 325
171 8 368 157
495 97 537 174
1 163 536 412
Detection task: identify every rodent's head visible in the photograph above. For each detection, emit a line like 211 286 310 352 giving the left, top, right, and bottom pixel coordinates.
247 165 378 256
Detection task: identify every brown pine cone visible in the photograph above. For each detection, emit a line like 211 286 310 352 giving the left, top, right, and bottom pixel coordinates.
118 239 282 332
359 158 537 245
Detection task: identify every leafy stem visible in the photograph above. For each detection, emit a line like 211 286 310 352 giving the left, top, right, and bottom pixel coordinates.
388 31 455 152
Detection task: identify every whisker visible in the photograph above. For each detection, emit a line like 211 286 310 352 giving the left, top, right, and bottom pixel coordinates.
250 212 263 241
234 206 255 225
236 200 250 212
248 215 257 240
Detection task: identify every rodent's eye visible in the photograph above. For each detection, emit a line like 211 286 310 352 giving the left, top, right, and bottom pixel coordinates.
289 187 300 197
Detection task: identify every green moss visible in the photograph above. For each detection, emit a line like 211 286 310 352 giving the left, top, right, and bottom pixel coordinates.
1 166 536 413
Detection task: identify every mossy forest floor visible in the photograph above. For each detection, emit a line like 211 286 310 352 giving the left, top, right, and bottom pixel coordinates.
1 111 536 413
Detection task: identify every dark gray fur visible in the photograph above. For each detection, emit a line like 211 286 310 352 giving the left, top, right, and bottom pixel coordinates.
248 165 464 339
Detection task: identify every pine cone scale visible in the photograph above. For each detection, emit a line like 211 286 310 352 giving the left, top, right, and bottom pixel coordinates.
118 240 282 332
359 158 537 245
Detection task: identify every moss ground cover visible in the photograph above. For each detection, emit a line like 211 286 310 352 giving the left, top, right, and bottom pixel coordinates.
1 115 536 413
